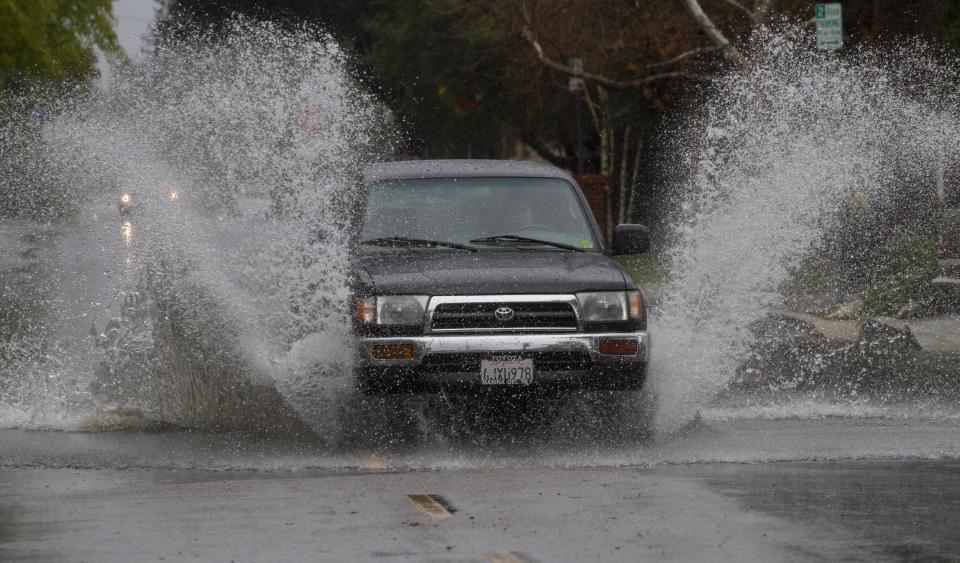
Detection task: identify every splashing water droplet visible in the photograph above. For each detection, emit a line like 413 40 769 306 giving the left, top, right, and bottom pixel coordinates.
649 31 960 435
1 19 394 438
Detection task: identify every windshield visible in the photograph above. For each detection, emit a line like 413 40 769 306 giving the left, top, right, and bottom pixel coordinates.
361 177 599 250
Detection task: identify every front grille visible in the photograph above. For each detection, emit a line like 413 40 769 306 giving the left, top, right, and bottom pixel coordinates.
419 351 592 374
430 301 578 332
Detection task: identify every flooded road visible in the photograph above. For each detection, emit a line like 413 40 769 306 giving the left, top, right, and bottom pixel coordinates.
3 402 960 470
2 415 959 562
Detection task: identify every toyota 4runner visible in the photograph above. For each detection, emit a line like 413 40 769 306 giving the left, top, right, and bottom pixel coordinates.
353 160 651 396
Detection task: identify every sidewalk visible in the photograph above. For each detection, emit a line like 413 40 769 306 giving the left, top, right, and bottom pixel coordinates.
905 316 960 353
775 308 960 354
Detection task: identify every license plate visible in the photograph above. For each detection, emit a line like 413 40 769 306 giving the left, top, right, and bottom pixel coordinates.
480 356 534 385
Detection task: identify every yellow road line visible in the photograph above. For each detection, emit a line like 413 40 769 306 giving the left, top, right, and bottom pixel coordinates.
406 494 454 518
484 551 525 563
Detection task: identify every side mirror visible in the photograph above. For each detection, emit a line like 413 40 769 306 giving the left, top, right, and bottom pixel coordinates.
611 224 651 256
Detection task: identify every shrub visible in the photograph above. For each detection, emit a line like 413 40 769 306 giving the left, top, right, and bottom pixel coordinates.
860 232 939 317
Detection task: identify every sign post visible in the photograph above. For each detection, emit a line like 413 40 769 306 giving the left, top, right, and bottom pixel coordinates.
568 58 585 92
815 3 843 51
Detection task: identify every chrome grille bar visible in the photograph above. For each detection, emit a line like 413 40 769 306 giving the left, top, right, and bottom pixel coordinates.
425 294 582 333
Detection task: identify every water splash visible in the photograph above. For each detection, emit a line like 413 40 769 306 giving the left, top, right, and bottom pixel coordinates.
1 20 391 437
649 31 960 435
4 24 960 446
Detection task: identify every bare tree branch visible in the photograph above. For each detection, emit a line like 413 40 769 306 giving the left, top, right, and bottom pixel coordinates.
631 70 715 83
520 25 713 89
645 45 721 70
678 0 747 65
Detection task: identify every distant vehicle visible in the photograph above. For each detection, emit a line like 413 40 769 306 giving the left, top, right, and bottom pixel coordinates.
934 173 960 309
352 160 651 402
118 192 134 215
116 187 182 216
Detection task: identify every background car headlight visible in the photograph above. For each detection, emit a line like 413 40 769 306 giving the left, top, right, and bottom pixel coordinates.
577 291 644 322
356 295 429 325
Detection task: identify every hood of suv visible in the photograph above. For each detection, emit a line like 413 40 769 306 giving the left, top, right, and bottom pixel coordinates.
356 249 631 295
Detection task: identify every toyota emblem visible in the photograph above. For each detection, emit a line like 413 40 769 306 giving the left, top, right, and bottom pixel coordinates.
494 306 515 322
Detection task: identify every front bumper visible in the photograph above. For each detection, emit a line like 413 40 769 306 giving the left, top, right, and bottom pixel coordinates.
356 332 649 394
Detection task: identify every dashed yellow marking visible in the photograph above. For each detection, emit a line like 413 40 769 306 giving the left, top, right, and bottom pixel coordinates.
484 551 526 563
361 454 388 470
406 494 454 518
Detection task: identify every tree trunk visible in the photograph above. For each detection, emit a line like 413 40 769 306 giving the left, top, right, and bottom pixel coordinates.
618 126 631 224
627 131 643 223
605 127 614 241
523 136 568 168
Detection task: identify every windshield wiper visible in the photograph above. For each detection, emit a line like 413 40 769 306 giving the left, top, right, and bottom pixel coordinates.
361 236 478 252
469 234 585 252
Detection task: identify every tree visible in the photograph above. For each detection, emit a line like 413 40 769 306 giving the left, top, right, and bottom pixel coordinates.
0 1 124 219
156 1 365 39
481 0 746 232
152 0 960 231
361 0 517 158
0 0 123 90
493 0 954 231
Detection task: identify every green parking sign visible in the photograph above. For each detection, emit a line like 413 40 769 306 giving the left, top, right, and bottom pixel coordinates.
816 3 843 51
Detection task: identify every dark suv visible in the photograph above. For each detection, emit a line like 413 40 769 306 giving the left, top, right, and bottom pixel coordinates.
352 160 651 395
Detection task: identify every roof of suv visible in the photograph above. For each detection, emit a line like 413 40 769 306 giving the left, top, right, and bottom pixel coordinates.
363 159 575 184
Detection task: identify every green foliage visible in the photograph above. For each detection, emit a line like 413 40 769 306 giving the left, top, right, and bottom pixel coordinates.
949 0 960 52
617 253 671 287
0 0 123 89
781 255 839 296
860 232 940 317
157 0 517 157
361 0 515 157
0 1 123 219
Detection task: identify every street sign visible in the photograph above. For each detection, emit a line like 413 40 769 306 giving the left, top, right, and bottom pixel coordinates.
568 58 585 92
816 3 843 51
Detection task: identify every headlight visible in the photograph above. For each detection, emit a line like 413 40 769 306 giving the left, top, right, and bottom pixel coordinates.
577 291 644 322
356 295 429 325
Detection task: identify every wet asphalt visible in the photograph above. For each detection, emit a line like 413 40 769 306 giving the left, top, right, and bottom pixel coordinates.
2 416 960 562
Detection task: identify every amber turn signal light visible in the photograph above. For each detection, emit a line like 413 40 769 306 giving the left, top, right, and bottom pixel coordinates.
371 344 415 360
598 338 638 356
356 296 376 324
627 290 644 319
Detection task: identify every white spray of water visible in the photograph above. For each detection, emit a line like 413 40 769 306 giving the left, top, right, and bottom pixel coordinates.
649 32 960 435
4 26 960 446
1 20 390 436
